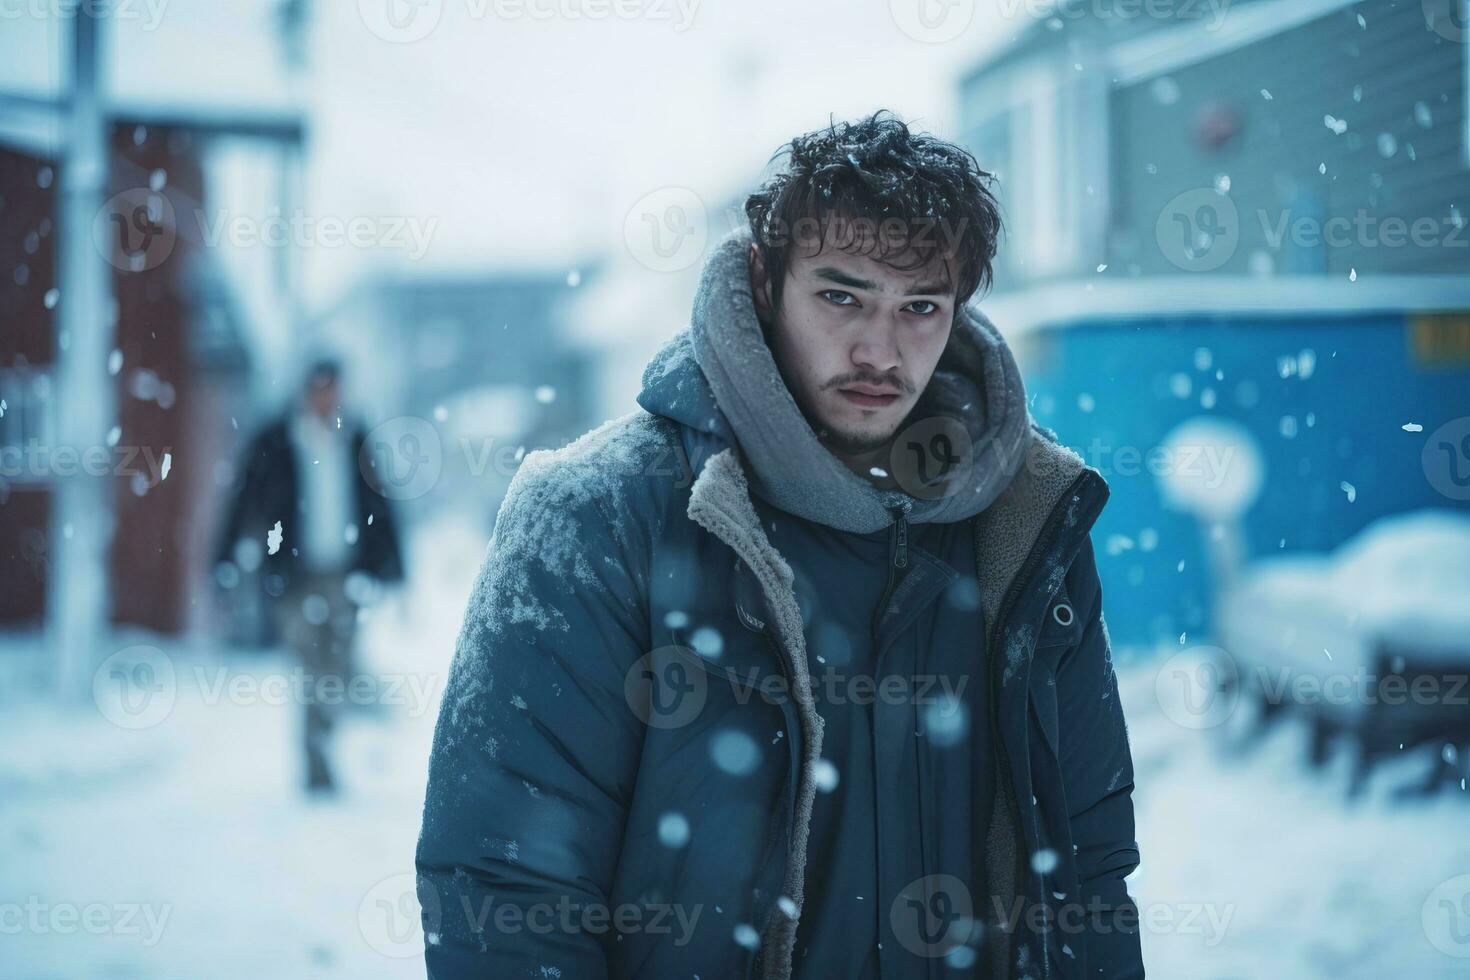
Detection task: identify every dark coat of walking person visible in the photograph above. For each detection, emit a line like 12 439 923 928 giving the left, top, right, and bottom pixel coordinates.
217 358 404 794
417 113 1143 978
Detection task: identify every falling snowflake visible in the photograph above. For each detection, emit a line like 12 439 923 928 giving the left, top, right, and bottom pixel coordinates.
658 812 691 849
266 520 283 555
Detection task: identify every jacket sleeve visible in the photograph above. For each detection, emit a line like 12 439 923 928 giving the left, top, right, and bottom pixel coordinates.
415 457 651 978
1056 536 1144 978
214 428 269 568
352 428 406 585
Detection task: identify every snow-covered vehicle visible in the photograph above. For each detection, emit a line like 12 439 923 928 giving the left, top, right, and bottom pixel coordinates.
1219 509 1470 794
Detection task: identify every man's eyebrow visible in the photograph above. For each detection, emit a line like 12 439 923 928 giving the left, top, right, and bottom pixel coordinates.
811 266 876 290
811 266 953 297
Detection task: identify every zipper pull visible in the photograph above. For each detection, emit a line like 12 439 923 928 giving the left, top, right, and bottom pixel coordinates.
894 504 909 569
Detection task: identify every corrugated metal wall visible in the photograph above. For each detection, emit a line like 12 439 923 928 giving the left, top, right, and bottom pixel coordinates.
1111 0 1470 278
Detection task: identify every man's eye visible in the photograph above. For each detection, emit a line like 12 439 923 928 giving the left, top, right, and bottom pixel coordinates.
905 300 939 315
820 290 857 306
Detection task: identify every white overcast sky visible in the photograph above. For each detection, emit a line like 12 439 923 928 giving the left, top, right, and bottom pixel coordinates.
0 0 1031 305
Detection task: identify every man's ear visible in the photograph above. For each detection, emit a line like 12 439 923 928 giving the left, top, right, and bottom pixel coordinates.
747 243 774 323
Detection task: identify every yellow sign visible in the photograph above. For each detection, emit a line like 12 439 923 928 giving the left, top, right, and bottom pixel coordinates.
1409 314 1470 366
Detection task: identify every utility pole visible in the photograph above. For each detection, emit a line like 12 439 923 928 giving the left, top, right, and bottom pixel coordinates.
49 5 114 700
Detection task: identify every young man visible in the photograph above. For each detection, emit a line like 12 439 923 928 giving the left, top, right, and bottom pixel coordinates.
417 113 1142 978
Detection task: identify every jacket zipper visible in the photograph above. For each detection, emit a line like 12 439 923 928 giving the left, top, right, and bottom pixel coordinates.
870 502 911 640
985 470 1100 980
861 499 911 976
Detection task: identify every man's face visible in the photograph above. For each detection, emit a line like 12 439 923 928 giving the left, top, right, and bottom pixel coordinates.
305 378 339 421
750 240 957 456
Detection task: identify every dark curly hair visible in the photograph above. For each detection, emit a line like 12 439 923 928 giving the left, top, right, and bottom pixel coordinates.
744 110 1003 315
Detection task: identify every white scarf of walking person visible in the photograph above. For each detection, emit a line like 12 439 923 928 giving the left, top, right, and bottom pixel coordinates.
290 408 354 573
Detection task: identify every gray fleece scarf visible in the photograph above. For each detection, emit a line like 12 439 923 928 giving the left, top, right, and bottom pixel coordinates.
689 228 1030 534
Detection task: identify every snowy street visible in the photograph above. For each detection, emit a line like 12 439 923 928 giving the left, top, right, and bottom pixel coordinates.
3 519 1467 978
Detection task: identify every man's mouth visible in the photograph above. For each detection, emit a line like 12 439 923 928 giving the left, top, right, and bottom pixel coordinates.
837 385 901 408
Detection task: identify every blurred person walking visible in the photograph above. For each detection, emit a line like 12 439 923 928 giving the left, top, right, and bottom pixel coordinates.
216 358 404 795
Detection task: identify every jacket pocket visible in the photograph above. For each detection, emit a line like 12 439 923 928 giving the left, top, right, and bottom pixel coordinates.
1031 585 1082 759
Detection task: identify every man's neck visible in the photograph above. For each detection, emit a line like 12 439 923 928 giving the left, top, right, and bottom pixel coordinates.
825 437 901 491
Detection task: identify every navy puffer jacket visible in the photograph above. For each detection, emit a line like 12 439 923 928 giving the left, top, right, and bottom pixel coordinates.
415 312 1143 978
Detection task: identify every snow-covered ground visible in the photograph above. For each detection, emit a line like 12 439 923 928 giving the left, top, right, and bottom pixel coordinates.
1123 663 1470 978
2 519 1468 978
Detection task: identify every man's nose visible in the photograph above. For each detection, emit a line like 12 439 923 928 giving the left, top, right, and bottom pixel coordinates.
850 316 901 375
